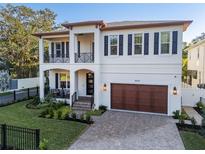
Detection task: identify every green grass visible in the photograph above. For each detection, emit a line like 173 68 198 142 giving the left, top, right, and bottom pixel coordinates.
0 91 12 96
0 100 88 149
180 131 205 150
85 109 104 116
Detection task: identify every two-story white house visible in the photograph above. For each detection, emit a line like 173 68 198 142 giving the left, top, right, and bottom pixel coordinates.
187 39 205 87
34 20 192 116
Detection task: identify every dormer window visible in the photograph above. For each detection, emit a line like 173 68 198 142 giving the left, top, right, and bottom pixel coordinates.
161 32 170 54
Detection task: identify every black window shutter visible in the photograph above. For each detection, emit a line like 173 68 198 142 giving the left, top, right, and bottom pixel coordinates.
55 73 58 89
62 42 65 58
172 31 178 54
66 42 69 57
154 32 159 55
92 42 94 60
144 33 149 55
78 41 80 57
119 35 123 56
51 42 54 58
128 34 132 55
104 36 108 56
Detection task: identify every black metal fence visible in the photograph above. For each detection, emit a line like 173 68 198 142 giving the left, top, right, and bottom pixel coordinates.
0 87 39 107
0 124 40 150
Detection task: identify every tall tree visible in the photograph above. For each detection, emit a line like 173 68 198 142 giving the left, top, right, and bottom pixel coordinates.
0 4 56 78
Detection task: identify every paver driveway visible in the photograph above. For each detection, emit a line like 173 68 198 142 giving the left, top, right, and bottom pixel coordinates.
69 111 184 150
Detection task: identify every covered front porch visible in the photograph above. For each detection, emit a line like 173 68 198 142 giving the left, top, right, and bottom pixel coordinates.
40 68 97 110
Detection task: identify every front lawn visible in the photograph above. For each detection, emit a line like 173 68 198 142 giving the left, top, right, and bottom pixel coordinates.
0 100 88 149
180 131 205 150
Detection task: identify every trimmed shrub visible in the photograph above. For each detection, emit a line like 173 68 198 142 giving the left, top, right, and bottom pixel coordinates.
173 110 180 119
39 109 49 118
178 114 186 124
85 114 91 122
48 108 54 118
80 114 85 121
99 105 107 111
39 138 48 150
57 110 62 120
196 101 205 110
190 117 197 125
71 112 77 119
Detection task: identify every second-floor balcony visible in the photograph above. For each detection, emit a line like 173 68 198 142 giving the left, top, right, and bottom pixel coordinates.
75 52 94 63
44 53 70 63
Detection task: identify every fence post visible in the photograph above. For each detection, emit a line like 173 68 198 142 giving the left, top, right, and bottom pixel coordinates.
27 88 30 99
13 90 16 102
1 124 7 150
35 129 40 149
37 87 39 95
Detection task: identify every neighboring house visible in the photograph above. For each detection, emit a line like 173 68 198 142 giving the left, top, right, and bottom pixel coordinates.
34 20 192 116
187 39 205 87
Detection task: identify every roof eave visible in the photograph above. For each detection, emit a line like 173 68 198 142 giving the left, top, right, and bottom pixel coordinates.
62 20 105 29
101 20 193 31
32 31 70 38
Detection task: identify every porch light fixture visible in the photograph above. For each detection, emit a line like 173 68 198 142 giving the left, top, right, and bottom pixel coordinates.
103 83 107 91
173 86 177 95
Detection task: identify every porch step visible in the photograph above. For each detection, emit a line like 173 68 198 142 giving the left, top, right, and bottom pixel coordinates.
73 101 91 106
78 96 91 101
72 100 92 111
72 106 91 111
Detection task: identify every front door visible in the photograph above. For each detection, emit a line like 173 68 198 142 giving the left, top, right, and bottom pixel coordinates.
86 73 94 95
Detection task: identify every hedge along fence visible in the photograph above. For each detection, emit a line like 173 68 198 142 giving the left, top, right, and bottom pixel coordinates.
0 87 39 107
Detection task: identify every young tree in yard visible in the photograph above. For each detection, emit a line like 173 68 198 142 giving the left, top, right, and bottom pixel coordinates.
0 4 56 78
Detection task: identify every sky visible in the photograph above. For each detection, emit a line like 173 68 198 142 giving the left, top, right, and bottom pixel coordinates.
2 3 205 43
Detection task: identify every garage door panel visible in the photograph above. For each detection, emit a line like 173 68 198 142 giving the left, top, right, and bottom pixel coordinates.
111 84 168 114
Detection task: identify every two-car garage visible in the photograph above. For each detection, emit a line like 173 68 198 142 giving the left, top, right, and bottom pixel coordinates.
111 83 168 114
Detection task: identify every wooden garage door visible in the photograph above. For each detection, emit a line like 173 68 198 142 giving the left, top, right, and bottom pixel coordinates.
111 84 168 114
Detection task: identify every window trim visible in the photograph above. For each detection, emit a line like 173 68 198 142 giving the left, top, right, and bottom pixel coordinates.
132 33 144 56
108 35 119 56
55 42 62 57
59 73 70 89
52 41 68 57
159 31 172 55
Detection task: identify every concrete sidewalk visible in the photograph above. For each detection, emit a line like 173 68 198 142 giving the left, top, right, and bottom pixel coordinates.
183 106 203 125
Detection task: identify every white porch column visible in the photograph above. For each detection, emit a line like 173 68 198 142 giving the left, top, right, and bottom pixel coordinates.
94 68 101 109
69 69 76 106
69 32 75 64
94 29 100 64
39 38 44 64
39 67 44 99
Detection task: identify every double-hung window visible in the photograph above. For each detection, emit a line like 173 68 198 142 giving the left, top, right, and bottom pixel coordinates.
110 35 118 55
56 42 61 57
160 32 170 54
134 33 143 55
60 73 70 88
